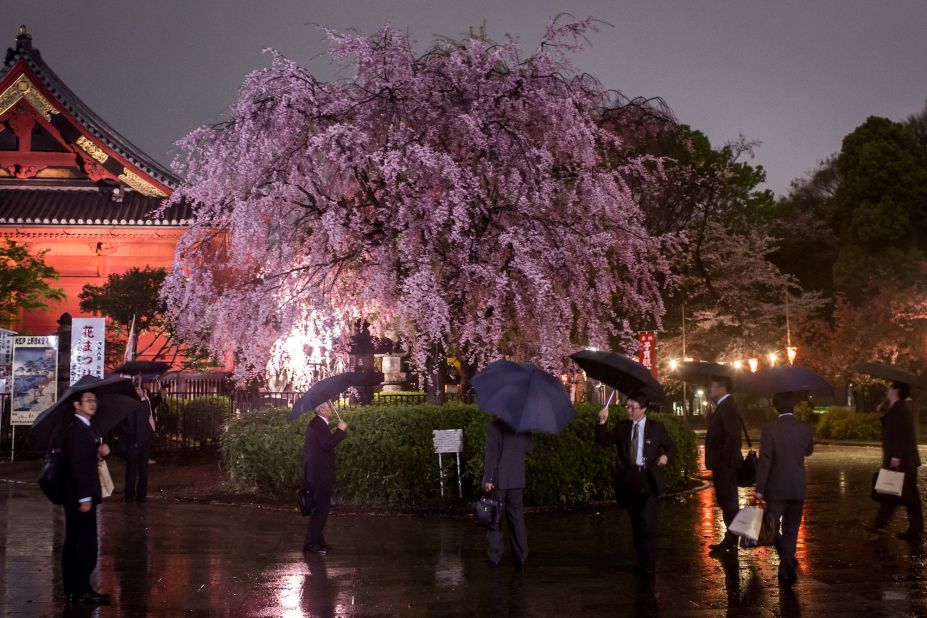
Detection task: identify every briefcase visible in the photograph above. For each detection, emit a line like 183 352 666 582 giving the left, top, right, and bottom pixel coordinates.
475 494 503 530
296 487 314 516
871 469 907 504
38 449 65 505
729 505 764 541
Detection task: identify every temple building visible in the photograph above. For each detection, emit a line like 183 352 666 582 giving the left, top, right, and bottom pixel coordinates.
0 26 190 357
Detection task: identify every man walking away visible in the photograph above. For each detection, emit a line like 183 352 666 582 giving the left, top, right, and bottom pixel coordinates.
483 417 533 567
705 376 744 554
755 392 814 586
303 401 347 554
871 381 923 540
123 385 155 502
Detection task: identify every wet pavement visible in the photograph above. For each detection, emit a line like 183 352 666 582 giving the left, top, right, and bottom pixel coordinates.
2 444 927 617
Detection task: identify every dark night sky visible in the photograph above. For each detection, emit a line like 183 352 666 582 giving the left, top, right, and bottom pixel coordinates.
5 0 927 195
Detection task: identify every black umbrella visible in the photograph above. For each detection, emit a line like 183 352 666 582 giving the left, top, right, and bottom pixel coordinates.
569 350 667 405
112 360 171 381
30 375 140 449
471 360 575 434
670 361 734 385
290 371 383 419
854 362 923 387
736 366 832 394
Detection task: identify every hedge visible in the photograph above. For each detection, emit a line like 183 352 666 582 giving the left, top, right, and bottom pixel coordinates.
815 407 881 441
220 402 698 507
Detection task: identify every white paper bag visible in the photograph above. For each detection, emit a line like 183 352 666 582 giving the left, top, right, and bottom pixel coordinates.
728 505 764 541
875 468 905 496
98 460 114 499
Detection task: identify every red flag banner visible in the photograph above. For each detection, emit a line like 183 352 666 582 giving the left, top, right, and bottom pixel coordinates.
638 331 658 380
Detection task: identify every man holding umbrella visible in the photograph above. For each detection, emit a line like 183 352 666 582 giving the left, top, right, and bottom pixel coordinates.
483 417 533 567
61 390 112 605
596 393 676 577
303 401 348 554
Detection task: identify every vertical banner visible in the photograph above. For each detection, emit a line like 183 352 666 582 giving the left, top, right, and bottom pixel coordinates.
70 318 106 384
637 331 658 380
0 328 16 394
11 335 58 426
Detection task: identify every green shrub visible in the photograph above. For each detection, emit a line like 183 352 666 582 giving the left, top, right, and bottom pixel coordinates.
815 406 881 441
181 396 232 446
220 402 699 506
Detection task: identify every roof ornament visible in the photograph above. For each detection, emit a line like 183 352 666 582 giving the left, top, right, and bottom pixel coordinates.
16 25 32 52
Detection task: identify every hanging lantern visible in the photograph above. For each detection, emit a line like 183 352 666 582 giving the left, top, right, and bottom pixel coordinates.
767 352 778 367
732 360 744 370
748 358 759 373
787 346 798 365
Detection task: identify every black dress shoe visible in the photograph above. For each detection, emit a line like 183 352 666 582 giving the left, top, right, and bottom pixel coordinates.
708 542 737 553
304 545 328 555
67 592 110 606
897 530 923 541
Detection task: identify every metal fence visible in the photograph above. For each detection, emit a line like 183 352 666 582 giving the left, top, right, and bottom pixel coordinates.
0 389 477 457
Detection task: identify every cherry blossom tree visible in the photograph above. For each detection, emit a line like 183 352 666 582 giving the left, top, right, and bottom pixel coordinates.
162 19 670 386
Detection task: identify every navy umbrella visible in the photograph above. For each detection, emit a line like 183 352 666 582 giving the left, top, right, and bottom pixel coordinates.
569 350 667 406
670 361 734 386
471 360 575 434
30 375 140 449
736 366 832 394
290 371 382 420
112 360 171 381
854 362 923 387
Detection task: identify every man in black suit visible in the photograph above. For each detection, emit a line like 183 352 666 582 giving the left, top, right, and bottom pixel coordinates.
483 418 533 566
303 400 347 554
754 392 814 586
61 391 111 606
596 393 676 577
871 381 924 539
705 376 744 553
123 385 156 502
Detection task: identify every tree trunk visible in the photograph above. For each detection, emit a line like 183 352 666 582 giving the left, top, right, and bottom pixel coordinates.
425 347 447 405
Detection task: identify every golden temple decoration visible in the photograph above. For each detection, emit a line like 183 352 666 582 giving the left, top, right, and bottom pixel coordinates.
0 74 59 121
118 168 167 198
76 135 109 164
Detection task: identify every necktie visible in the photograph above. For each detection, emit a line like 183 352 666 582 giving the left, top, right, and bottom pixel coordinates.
630 423 639 466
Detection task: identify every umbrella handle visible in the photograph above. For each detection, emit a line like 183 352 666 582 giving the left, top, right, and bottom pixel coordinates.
332 400 344 423
604 389 617 408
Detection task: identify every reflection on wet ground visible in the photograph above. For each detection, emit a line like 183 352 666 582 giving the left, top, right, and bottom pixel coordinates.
2 445 927 616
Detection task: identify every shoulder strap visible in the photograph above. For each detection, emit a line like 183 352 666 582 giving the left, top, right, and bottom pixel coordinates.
737 412 752 449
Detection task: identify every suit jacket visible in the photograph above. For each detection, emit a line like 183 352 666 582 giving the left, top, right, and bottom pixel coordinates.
482 419 533 490
881 400 922 471
61 416 102 507
303 415 346 488
705 396 744 471
755 414 814 500
596 416 677 496
125 400 155 448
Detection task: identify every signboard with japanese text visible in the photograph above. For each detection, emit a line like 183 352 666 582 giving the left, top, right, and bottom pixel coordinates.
0 328 16 394
11 335 58 425
637 331 658 380
70 318 106 384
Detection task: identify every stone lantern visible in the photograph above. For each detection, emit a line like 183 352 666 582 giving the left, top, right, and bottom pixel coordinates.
348 320 383 404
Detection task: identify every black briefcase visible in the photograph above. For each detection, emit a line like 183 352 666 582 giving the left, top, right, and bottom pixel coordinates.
296 486 314 516
38 449 66 505
475 494 503 530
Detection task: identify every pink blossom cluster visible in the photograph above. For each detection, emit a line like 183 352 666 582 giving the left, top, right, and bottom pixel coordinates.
162 18 668 382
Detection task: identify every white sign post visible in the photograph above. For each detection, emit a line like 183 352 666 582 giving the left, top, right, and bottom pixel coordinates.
11 335 58 460
433 429 464 498
70 318 105 384
0 329 16 435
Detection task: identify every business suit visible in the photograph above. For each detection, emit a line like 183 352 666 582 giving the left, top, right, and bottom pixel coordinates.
303 414 347 551
61 416 103 596
596 415 676 572
755 413 814 582
705 395 744 547
483 419 533 565
123 399 155 501
875 400 924 533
